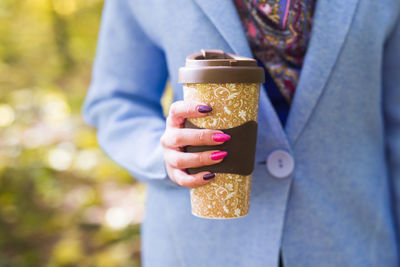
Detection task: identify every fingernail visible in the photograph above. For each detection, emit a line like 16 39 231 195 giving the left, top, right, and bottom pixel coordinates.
203 173 215 180
211 151 228 160
213 133 231 142
197 105 212 113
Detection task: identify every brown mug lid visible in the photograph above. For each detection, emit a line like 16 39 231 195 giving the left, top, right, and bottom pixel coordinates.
178 49 265 83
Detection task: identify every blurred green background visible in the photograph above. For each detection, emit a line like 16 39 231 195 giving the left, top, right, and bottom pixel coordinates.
0 0 172 266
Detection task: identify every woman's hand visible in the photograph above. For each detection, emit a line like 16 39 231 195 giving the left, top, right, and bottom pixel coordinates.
160 100 231 187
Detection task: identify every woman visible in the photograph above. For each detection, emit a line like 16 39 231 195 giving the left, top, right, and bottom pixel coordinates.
83 0 400 266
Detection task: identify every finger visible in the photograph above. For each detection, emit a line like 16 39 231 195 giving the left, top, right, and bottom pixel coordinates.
167 100 212 127
171 168 216 188
165 149 228 169
161 128 231 148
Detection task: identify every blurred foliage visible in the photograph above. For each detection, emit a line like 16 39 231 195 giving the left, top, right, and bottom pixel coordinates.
0 0 173 266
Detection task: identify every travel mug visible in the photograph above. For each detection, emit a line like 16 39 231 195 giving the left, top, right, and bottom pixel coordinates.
178 49 265 219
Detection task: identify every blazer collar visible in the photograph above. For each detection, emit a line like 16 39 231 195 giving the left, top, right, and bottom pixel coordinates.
193 0 360 148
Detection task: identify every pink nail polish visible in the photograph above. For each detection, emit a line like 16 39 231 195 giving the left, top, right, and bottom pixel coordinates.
213 133 231 142
211 151 228 161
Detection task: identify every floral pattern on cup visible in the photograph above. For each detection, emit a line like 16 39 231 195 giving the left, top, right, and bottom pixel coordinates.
184 83 260 218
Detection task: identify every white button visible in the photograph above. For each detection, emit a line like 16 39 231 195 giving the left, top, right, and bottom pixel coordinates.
266 150 294 178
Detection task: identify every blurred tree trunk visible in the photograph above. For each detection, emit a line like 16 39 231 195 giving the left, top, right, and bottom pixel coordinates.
48 0 75 72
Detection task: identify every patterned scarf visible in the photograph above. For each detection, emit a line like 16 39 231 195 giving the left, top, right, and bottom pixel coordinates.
233 0 316 104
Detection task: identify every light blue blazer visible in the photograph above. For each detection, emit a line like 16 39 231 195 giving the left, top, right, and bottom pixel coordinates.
83 0 400 266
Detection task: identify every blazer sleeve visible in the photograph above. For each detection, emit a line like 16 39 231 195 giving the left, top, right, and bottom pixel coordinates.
82 0 178 188
383 14 400 243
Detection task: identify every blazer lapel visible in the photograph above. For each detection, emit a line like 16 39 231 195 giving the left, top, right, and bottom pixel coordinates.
285 0 361 145
193 0 292 151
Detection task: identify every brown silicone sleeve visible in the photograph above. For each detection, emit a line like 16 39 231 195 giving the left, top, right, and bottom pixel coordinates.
183 120 258 175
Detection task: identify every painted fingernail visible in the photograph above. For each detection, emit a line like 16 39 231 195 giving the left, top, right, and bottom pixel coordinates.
211 151 228 160
203 173 216 180
197 105 212 113
213 133 231 142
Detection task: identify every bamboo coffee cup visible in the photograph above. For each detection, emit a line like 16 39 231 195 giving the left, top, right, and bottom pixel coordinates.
178 49 265 219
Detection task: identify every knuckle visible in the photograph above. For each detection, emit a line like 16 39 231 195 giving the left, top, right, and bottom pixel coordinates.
170 170 183 186
196 130 207 144
170 133 181 147
163 151 171 164
162 129 183 147
174 176 185 187
173 172 190 187
161 131 173 147
189 175 205 187
181 176 197 187
166 116 173 125
160 133 167 147
170 101 178 111
171 156 184 169
190 153 201 165
200 152 210 165
177 179 189 187
169 102 179 116
168 156 178 168
176 157 187 169
185 103 193 115
194 152 206 165
175 132 184 145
